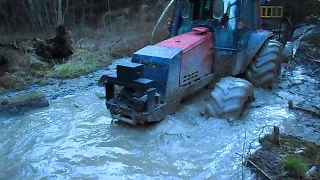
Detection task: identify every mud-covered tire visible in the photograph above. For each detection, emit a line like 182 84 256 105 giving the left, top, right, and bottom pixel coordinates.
245 39 283 88
205 77 254 119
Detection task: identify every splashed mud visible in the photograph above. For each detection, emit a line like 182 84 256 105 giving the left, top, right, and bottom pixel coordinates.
0 27 319 179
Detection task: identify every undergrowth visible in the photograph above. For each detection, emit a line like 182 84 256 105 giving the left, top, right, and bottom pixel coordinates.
48 49 110 78
281 155 308 178
256 134 320 179
0 0 171 92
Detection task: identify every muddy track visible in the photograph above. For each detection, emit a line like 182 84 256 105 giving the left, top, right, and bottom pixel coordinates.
0 26 319 179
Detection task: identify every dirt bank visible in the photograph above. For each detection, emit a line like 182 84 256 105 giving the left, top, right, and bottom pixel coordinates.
247 25 320 180
0 52 319 179
0 25 319 179
0 0 171 94
248 133 320 179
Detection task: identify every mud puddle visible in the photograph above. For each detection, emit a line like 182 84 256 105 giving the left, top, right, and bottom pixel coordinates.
0 59 319 179
0 26 319 179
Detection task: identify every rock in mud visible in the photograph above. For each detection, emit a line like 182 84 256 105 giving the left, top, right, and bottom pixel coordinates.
305 166 319 178
0 91 49 115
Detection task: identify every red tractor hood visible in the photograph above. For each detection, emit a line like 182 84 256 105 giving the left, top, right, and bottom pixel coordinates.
156 27 213 54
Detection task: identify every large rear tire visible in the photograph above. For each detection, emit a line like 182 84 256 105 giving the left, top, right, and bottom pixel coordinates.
245 39 283 88
205 77 254 119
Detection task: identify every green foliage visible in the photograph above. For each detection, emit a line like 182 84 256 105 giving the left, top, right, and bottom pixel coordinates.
282 155 308 177
48 49 110 78
57 66 71 75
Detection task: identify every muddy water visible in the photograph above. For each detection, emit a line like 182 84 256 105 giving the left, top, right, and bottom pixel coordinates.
1 62 319 180
1 28 320 179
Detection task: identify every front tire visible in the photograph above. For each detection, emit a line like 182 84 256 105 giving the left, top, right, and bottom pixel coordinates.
245 39 283 88
205 77 254 120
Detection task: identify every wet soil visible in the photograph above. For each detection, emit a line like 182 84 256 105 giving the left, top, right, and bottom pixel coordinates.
0 27 169 94
248 134 320 180
0 26 319 179
247 25 320 180
0 54 319 179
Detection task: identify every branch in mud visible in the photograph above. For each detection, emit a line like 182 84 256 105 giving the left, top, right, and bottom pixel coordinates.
237 125 271 179
303 57 320 63
312 68 320 75
238 124 291 179
241 129 247 180
288 101 320 118
247 159 273 180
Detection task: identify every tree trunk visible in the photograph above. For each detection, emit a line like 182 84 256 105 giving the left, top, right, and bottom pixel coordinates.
0 3 11 32
272 126 280 146
57 0 63 25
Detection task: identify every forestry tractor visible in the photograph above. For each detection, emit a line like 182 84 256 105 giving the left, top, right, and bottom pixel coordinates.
101 0 285 125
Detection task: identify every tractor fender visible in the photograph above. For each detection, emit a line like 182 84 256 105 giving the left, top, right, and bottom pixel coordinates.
240 30 273 73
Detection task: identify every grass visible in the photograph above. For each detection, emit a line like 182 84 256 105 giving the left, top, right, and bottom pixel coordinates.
48 49 111 78
259 134 320 179
281 155 308 178
0 1 171 92
0 48 111 94
0 73 31 89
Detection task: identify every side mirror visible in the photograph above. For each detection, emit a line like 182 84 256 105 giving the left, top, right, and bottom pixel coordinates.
213 0 224 19
181 0 191 19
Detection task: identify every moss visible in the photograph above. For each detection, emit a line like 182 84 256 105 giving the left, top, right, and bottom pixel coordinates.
0 73 30 89
0 91 49 115
252 134 320 179
48 49 111 78
278 136 320 178
0 48 112 91
1 91 45 104
281 155 308 178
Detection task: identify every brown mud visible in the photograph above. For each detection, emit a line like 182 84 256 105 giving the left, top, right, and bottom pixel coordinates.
248 133 320 180
247 25 320 180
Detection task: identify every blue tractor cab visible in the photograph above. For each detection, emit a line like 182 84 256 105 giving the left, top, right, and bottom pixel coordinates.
169 0 276 77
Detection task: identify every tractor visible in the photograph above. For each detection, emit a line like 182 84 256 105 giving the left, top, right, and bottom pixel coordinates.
101 0 284 125
261 0 295 62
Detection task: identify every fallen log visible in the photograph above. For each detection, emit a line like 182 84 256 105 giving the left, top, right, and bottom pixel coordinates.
293 105 320 118
247 159 273 180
